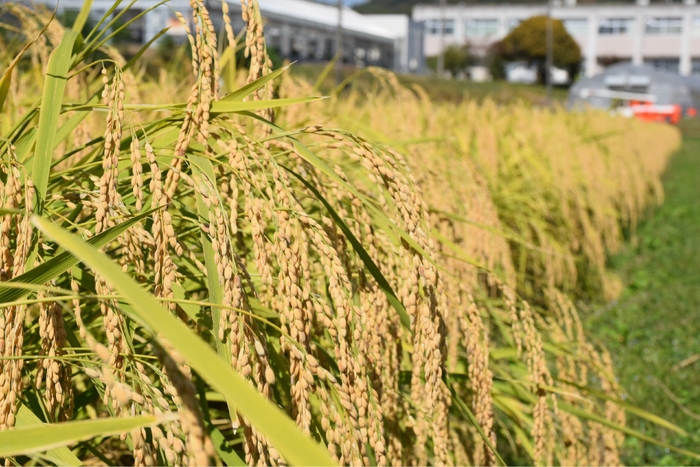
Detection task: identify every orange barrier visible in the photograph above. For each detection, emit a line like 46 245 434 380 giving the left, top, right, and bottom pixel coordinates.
628 102 682 124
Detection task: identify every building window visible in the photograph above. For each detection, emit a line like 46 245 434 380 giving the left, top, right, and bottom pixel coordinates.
693 16 700 35
324 38 334 60
563 18 589 36
692 59 700 75
598 18 634 35
644 58 680 74
464 19 499 38
425 19 454 36
645 17 682 35
426 20 440 35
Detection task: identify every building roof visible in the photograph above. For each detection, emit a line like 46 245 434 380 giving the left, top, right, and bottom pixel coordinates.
245 0 399 41
25 0 402 43
365 14 410 36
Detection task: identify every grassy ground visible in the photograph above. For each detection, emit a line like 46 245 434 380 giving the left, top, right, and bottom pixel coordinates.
396 73 569 104
290 63 569 104
585 129 700 465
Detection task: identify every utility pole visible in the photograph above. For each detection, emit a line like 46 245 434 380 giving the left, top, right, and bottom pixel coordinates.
546 0 553 104
436 0 446 78
336 0 344 85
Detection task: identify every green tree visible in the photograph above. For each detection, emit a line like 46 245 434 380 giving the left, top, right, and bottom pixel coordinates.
486 42 507 81
496 15 581 84
426 44 473 78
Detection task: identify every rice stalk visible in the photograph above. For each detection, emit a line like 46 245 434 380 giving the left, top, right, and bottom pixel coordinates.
0 1 687 466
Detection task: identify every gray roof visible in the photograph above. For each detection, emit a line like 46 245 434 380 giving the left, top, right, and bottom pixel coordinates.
18 0 399 44
251 0 398 41
682 75 700 94
569 63 698 110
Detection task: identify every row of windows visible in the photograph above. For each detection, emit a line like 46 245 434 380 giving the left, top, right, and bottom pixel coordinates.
425 19 503 37
644 58 700 75
645 17 683 34
425 19 454 35
598 18 633 35
425 16 700 37
588 58 700 75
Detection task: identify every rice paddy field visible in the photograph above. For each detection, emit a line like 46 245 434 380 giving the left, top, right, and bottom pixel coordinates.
0 1 697 466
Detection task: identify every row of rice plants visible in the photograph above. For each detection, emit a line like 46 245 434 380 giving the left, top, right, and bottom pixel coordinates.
0 1 691 466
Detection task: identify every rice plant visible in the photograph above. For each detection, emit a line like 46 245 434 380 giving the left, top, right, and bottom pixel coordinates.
0 1 692 466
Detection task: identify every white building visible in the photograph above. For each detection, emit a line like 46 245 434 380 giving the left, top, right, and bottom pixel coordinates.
366 14 426 73
18 0 423 73
413 0 700 77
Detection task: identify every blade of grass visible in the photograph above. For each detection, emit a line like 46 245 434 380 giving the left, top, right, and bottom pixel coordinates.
0 208 21 216
62 96 325 114
557 400 700 460
206 421 246 467
81 0 124 44
32 216 336 467
285 165 411 333
238 110 438 267
71 0 93 33
312 56 339 93
550 378 689 436
187 154 237 422
222 64 293 102
55 28 169 150
15 405 81 466
79 0 167 62
0 208 156 304
0 414 163 458
0 15 53 114
31 30 79 215
447 376 507 466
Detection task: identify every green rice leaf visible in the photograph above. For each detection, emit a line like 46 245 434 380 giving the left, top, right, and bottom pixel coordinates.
286 166 412 333
31 30 79 215
0 15 53 114
71 0 93 33
0 208 156 305
63 96 324 114
32 216 336 467
222 64 293 102
0 414 162 458
448 377 507 466
211 96 325 113
80 1 167 60
206 422 246 467
55 28 169 149
15 405 81 466
0 208 22 216
557 400 700 460
550 379 690 436
187 154 236 422
237 110 438 267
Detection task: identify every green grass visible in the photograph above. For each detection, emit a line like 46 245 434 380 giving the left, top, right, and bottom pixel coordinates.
585 133 700 465
396 73 569 104
290 63 568 104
